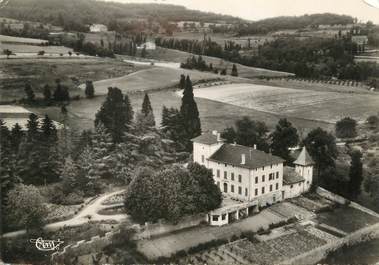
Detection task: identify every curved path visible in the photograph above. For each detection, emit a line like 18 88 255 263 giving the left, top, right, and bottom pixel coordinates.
1 189 127 239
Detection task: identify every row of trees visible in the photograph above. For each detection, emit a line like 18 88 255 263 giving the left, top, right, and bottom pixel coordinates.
23 79 96 104
180 55 238 76
156 36 378 82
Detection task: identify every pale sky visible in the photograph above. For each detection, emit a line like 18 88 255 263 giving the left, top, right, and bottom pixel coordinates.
108 0 379 23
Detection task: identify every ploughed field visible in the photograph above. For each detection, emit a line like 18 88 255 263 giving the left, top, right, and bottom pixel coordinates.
193 83 379 124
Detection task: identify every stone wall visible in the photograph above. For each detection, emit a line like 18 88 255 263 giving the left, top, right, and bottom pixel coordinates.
51 230 119 264
281 187 379 265
51 214 206 263
316 187 347 204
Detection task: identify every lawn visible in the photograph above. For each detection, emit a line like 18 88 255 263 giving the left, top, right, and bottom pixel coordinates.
146 47 294 79
193 83 379 124
0 34 47 44
85 66 220 95
0 57 144 102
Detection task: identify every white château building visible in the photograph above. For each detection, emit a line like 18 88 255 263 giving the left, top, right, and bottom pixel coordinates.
192 131 314 226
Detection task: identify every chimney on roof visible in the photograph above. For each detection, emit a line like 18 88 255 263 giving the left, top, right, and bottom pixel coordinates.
249 149 253 159
253 144 257 150
241 154 246 165
217 133 221 142
212 130 218 136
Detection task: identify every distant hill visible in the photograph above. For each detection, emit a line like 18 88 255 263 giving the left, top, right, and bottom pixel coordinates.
0 0 242 32
238 13 355 35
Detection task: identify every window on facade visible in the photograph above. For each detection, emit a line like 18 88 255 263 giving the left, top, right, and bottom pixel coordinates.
238 175 242 183
225 164 227 167
270 185 273 192
299 183 301 187
238 186 242 195
201 155 205 163
222 214 226 220
224 171 227 179
224 183 228 193
262 187 265 194
231 185 234 193
212 215 219 221
276 183 279 190
262 175 265 182
255 177 258 184
290 185 293 189
217 169 220 178
276 172 279 179
263 166 265 170
255 188 258 196
231 173 235 181
217 181 220 187
270 164 272 169
245 188 248 196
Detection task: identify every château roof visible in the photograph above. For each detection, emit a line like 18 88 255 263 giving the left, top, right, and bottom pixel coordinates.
294 147 314 166
208 144 284 170
283 167 305 185
191 133 223 145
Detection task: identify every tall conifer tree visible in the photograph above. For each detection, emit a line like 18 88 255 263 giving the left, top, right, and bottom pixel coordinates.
95 87 134 143
180 75 201 150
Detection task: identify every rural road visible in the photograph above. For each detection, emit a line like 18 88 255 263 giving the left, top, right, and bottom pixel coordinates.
1 189 127 239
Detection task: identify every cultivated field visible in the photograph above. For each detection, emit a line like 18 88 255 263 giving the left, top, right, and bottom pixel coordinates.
146 47 293 79
193 83 379 124
1 43 72 54
0 58 144 101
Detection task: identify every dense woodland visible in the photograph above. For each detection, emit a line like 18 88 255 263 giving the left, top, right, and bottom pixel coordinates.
0 0 241 32
237 13 354 35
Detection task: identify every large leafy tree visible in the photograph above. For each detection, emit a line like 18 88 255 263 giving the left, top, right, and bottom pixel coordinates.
180 76 201 150
5 184 47 232
187 162 222 211
270 118 299 163
222 116 269 152
335 117 357 138
348 150 363 200
303 127 338 186
125 163 220 223
95 87 134 143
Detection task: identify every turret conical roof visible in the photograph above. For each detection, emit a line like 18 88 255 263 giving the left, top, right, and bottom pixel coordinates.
294 147 314 166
